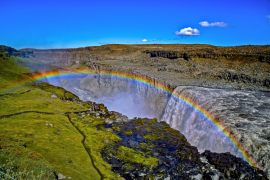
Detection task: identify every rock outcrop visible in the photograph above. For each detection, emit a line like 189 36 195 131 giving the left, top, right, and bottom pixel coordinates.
144 45 270 63
101 118 269 179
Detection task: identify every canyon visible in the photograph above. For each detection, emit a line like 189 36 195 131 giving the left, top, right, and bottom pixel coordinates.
18 44 270 178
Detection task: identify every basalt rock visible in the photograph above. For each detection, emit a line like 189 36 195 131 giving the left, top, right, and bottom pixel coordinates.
202 150 269 180
101 118 269 179
144 45 270 63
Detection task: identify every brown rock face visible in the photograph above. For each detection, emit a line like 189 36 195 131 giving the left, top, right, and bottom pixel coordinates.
144 45 270 63
20 44 270 89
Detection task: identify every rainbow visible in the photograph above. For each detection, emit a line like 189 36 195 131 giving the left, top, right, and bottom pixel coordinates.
1 68 259 168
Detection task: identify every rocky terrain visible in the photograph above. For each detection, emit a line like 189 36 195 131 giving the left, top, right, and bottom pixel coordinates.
101 117 268 180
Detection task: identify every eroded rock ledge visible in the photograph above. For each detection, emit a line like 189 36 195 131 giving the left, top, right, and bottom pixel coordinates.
100 117 268 180
18 44 270 90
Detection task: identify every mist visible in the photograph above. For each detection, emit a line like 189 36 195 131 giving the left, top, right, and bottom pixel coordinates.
46 74 161 119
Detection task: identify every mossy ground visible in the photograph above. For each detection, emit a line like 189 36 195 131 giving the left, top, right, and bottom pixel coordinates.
115 146 158 168
0 135 55 179
0 54 31 92
0 113 101 179
69 113 124 179
0 86 88 116
0 54 123 179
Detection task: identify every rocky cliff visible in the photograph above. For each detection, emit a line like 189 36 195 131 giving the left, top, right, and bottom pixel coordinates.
20 44 270 89
144 45 270 63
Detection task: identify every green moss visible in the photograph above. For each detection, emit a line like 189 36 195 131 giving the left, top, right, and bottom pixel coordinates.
124 131 133 136
96 62 107 66
99 104 108 112
69 113 123 179
145 174 155 180
143 134 161 141
109 114 116 119
135 118 146 125
69 61 76 67
115 146 158 168
140 143 148 150
37 82 79 100
112 126 120 131
149 118 158 124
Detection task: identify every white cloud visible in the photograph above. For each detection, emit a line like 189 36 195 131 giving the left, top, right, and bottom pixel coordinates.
199 21 228 27
175 27 200 36
141 39 149 42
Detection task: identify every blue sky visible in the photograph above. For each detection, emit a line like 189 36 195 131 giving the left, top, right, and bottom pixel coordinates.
0 0 269 49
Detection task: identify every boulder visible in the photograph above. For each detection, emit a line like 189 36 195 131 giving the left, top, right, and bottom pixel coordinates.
58 173 66 180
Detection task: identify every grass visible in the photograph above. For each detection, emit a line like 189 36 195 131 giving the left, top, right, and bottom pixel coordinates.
0 135 55 180
0 53 128 179
37 82 80 101
0 113 100 179
0 86 87 116
0 55 57 93
0 55 30 93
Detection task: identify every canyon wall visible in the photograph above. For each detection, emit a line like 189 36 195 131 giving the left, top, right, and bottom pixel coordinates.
19 44 270 89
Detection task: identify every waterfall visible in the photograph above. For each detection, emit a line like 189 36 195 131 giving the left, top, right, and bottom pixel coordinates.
48 74 170 119
161 86 244 157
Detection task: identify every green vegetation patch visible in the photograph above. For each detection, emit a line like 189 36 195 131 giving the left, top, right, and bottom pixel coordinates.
115 146 158 168
124 131 133 136
37 82 80 101
0 113 100 180
0 86 87 116
0 54 56 93
0 135 56 180
0 55 31 92
69 113 123 179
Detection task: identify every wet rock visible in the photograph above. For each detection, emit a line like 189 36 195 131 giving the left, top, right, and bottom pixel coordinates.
128 140 140 149
202 150 269 180
101 118 269 180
